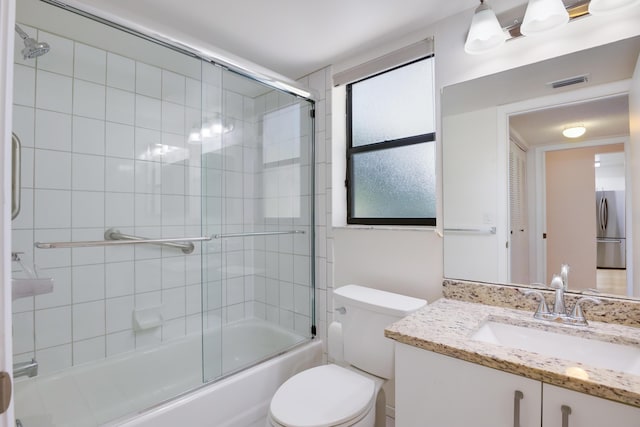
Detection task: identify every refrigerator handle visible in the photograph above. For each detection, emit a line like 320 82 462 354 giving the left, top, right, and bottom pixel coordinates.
598 197 604 232
603 197 608 231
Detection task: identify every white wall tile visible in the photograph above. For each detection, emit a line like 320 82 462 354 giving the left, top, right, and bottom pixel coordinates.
35 149 71 190
35 109 72 151
73 336 105 365
135 259 162 293
106 295 134 333
185 78 201 109
71 228 105 266
134 127 161 161
105 158 134 192
35 306 71 349
13 64 35 107
36 70 72 113
106 330 135 356
106 87 134 125
161 101 185 134
136 62 161 98
162 256 185 289
185 284 201 315
35 267 71 309
135 194 161 227
72 116 104 155
73 300 105 341
161 195 186 226
34 189 71 228
105 261 135 298
74 43 106 84
106 53 135 91
72 154 104 191
135 160 161 194
162 70 185 104
73 80 106 120
36 344 72 375
71 191 104 228
161 164 185 195
136 95 161 130
12 105 35 148
36 32 73 76
72 264 105 303
105 122 134 158
13 312 34 354
162 318 186 341
162 287 185 320
105 193 134 227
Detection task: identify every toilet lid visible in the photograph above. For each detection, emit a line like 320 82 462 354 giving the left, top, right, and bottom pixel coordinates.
270 365 376 427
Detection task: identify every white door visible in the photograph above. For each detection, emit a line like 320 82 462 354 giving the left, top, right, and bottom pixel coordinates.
0 0 16 426
510 140 529 284
542 384 640 427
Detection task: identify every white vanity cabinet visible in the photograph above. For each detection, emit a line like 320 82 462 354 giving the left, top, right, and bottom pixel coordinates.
395 343 640 427
542 384 640 427
395 343 542 427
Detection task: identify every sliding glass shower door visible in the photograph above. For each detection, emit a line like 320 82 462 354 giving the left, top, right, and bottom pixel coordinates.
201 64 315 382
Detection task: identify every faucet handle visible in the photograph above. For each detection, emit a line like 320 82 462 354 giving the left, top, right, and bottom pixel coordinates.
570 296 601 323
521 290 550 317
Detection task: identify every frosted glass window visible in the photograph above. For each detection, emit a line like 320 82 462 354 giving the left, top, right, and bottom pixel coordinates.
352 143 435 218
351 58 434 147
346 56 436 225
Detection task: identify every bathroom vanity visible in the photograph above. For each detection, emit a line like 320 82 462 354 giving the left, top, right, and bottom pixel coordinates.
385 283 640 426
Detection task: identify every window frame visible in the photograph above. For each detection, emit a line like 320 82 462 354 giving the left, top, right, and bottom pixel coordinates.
345 55 436 226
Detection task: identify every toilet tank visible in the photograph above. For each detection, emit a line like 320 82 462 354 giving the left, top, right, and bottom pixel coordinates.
333 285 426 379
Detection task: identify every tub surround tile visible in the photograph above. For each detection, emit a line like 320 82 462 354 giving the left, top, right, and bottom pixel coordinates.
386 297 640 408
443 279 640 328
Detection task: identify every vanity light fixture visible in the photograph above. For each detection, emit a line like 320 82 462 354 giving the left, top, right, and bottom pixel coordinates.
465 0 640 54
464 0 507 54
520 0 570 35
588 0 640 14
562 124 587 138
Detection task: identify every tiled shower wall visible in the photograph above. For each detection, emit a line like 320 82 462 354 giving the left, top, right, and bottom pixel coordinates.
11 23 207 374
10 20 318 377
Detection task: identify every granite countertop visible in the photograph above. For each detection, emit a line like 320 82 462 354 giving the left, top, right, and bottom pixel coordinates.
385 298 640 407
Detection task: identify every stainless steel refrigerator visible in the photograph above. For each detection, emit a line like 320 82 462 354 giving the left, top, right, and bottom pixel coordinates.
596 190 626 269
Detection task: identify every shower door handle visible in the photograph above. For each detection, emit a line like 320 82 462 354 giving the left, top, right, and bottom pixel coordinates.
11 133 21 220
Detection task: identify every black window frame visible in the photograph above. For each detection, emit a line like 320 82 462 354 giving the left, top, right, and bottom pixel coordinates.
346 56 436 226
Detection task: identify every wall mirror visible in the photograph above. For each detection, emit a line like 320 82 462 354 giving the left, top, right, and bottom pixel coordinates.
442 35 640 299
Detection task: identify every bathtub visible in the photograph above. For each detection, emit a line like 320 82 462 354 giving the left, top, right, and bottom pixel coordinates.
14 319 322 427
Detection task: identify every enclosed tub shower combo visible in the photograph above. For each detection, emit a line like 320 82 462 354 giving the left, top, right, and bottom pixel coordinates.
10 0 318 425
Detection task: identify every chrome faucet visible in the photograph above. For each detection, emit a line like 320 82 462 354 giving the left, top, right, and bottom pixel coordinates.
13 358 38 378
523 265 601 326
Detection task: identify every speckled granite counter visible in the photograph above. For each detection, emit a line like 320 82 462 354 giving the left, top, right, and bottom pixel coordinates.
385 298 640 407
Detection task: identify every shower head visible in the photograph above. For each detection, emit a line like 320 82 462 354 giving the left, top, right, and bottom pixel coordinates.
15 24 50 59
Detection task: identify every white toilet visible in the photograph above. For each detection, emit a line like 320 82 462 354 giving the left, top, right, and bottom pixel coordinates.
268 284 427 427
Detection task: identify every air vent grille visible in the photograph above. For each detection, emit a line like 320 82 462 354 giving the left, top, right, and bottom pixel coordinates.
548 74 589 89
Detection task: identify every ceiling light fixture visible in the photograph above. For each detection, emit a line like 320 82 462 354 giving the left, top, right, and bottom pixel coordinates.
520 0 570 36
562 125 586 138
588 0 640 14
464 0 507 55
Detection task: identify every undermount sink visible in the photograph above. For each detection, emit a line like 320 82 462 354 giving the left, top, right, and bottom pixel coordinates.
472 320 640 376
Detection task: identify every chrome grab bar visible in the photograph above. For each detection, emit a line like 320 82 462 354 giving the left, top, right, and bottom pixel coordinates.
34 229 306 252
443 226 497 235
11 133 21 220
212 230 306 239
35 228 211 254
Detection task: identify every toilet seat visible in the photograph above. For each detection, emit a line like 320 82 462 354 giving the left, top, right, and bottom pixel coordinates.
269 364 376 427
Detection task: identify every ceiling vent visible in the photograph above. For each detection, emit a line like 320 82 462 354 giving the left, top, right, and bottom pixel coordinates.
548 74 590 89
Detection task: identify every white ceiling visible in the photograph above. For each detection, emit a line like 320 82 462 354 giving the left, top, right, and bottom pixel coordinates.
72 0 478 79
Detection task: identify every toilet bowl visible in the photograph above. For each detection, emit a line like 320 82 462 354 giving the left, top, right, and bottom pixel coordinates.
268 285 426 427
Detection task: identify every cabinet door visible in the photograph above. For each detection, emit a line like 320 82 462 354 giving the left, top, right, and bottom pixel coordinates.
542 384 640 427
395 343 542 427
